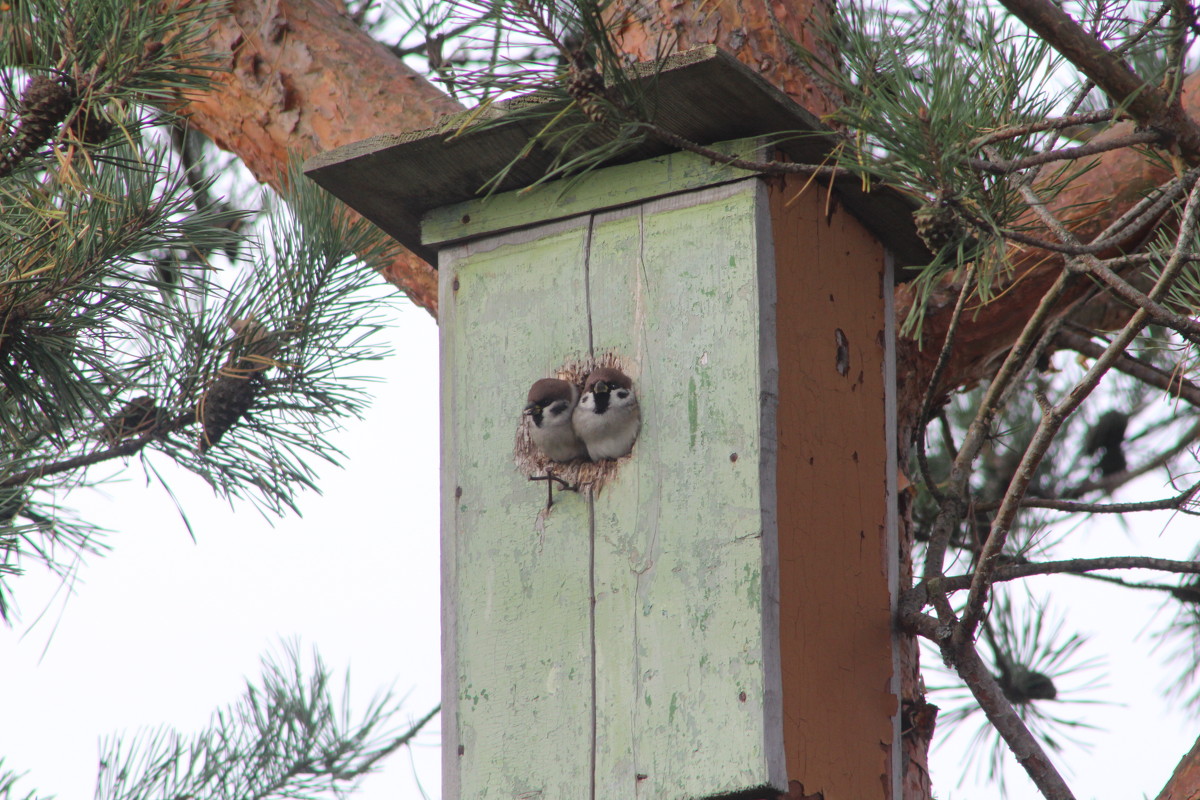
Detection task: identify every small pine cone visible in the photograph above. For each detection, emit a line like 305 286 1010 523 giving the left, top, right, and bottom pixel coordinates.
197 319 281 452
913 201 967 252
198 371 260 452
68 105 114 146
0 75 75 177
104 395 160 442
566 64 616 131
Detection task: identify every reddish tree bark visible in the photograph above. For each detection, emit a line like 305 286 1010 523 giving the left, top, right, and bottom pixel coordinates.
895 81 1200 419
1159 734 1200 800
178 0 462 313
607 0 844 119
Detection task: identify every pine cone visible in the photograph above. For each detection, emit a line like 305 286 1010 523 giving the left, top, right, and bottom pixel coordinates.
67 105 114 146
198 371 260 452
197 319 280 452
913 201 968 252
998 664 1057 704
565 62 617 132
104 395 160 442
1083 410 1128 455
0 75 75 178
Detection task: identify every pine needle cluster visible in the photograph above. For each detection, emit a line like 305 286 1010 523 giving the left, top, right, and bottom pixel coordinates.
0 1 399 621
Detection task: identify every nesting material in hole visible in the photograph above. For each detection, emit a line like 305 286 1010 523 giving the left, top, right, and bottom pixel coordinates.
515 351 634 497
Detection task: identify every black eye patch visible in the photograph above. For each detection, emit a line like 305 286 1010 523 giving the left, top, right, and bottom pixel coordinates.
547 400 571 415
615 390 629 400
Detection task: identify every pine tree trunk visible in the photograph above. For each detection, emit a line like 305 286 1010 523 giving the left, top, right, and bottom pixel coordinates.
176 0 462 312
606 0 844 119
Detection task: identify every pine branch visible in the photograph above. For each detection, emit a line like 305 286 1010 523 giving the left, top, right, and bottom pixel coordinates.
966 129 1165 175
0 411 193 489
974 478 1200 513
996 0 1200 157
1055 328 1200 407
967 109 1121 149
947 633 1076 799
959 175 1200 638
92 643 436 800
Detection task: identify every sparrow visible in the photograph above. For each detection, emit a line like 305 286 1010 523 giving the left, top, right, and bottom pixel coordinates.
524 378 587 462
572 367 640 460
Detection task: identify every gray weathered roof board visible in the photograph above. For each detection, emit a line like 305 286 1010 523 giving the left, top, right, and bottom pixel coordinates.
303 45 929 269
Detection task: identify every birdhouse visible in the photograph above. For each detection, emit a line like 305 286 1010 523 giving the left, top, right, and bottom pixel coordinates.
305 46 925 800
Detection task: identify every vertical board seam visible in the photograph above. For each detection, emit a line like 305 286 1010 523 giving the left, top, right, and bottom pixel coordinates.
589 495 598 800
585 213 598 800
584 213 596 357
883 249 902 800
754 178 787 790
438 247 462 800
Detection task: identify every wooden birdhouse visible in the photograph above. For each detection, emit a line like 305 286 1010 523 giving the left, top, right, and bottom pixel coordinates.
305 46 927 800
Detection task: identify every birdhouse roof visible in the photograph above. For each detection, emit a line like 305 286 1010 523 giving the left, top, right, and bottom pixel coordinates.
304 45 930 269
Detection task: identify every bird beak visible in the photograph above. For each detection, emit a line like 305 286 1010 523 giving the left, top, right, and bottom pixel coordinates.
523 403 537 415
595 381 610 394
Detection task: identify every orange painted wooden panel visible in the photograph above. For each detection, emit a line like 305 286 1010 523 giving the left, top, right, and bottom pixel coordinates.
770 176 899 800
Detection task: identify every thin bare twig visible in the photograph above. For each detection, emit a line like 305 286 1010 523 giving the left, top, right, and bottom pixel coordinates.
922 268 1074 584
997 0 1200 157
1055 328 1200 407
916 265 978 505
980 487 1200 513
967 129 1164 175
1069 259 1200 340
968 109 1119 149
914 555 1200 596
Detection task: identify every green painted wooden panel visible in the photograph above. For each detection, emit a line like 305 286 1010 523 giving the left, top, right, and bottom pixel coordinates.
440 222 596 799
440 175 783 799
587 183 783 798
423 139 768 251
